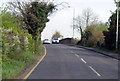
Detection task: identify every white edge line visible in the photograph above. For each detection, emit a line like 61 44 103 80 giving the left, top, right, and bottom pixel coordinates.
81 58 87 64
89 66 101 77
75 54 79 58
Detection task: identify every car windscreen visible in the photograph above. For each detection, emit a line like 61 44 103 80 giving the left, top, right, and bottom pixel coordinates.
44 39 48 41
53 38 58 40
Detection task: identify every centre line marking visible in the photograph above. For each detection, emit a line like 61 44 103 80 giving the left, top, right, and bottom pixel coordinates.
75 54 79 58
81 58 87 64
70 51 74 53
89 66 101 77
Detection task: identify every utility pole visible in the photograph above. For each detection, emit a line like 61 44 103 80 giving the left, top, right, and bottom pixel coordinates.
68 6 75 38
73 8 75 38
116 0 119 50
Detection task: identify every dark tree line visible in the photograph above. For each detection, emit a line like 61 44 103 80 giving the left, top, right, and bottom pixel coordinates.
104 9 120 50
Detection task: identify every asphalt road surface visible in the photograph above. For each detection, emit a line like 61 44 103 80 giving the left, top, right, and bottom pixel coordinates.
28 44 118 79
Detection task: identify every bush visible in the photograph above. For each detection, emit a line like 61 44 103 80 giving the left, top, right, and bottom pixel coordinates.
1 8 43 79
79 23 107 47
71 38 79 45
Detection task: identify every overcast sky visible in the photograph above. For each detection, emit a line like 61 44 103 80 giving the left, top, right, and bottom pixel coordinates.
41 0 116 40
0 0 116 40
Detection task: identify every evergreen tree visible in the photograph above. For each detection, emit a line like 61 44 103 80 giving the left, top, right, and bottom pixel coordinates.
104 9 120 50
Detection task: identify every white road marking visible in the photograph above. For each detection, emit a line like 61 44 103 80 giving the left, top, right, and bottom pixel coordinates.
70 51 74 53
75 54 79 58
89 66 101 77
113 58 119 61
81 58 87 64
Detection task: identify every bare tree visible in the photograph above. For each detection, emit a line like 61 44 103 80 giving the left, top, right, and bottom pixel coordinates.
74 16 83 39
74 8 99 44
82 8 94 27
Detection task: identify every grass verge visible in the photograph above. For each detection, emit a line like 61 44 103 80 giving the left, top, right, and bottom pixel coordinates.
2 44 43 79
95 47 120 54
79 44 120 54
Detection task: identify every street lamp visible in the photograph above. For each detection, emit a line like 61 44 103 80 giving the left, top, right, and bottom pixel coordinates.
116 0 120 50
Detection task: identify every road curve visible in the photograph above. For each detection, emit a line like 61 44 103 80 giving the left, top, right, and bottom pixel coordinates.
27 44 118 79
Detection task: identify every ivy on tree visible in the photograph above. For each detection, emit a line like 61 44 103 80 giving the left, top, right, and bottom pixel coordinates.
9 0 57 50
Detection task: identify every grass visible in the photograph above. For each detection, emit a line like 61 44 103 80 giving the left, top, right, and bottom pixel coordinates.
0 57 1 80
0 42 2 80
78 43 120 54
114 50 120 54
95 47 120 54
2 59 26 79
2 44 43 79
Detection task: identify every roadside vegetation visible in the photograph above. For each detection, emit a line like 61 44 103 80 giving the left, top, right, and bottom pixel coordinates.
1 0 58 79
1 8 43 79
72 1 120 53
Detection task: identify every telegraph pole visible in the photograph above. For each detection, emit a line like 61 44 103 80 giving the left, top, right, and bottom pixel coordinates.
73 8 75 38
116 0 119 50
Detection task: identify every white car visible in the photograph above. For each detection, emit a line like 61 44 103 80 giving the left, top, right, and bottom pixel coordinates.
43 39 51 44
52 38 59 44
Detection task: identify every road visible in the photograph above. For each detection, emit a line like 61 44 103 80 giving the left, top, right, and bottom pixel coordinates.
28 44 118 79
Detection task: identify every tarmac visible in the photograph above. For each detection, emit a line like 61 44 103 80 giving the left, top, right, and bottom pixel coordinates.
67 44 120 61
